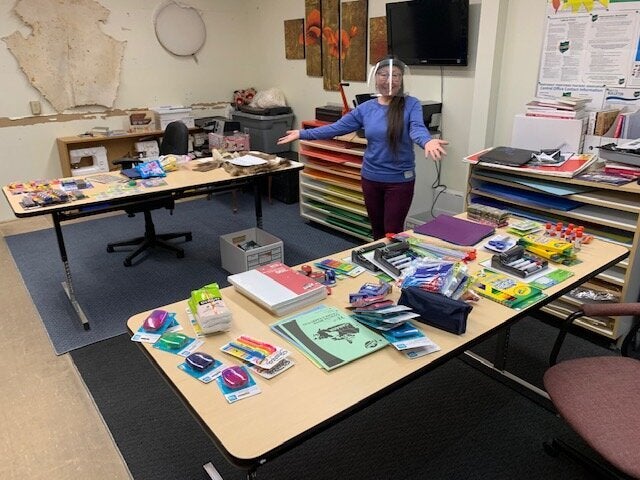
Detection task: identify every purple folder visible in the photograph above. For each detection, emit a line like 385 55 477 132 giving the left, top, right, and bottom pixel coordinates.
413 215 495 246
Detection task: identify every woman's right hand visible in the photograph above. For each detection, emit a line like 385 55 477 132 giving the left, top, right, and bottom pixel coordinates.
277 129 300 145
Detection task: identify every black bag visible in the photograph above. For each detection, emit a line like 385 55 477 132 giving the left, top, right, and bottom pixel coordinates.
398 286 472 335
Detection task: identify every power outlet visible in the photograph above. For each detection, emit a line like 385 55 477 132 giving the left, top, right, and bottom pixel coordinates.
29 101 41 115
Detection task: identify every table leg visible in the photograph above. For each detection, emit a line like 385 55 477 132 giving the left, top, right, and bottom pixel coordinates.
253 179 263 229
462 324 550 401
493 326 510 371
53 212 90 330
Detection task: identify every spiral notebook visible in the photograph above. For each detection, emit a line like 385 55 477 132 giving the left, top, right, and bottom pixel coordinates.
413 215 495 246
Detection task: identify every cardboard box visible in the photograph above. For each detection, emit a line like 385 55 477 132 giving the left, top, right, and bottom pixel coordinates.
151 106 195 130
220 228 283 274
208 132 250 152
128 110 154 133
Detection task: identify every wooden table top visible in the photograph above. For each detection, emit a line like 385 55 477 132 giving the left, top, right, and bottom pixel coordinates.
2 158 303 218
126 230 628 466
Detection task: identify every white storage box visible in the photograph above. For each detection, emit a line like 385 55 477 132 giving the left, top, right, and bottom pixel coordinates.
220 228 284 274
151 106 195 130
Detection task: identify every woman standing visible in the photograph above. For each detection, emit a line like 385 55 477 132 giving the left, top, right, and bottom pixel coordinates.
278 56 448 240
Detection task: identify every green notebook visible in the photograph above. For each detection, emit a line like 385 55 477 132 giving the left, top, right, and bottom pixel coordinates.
271 305 388 370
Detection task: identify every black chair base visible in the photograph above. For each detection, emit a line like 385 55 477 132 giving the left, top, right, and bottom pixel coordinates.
107 210 192 266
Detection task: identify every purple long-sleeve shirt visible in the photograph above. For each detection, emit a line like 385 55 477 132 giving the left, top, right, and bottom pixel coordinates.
300 95 431 183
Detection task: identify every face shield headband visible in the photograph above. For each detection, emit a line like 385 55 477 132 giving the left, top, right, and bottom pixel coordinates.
367 58 409 97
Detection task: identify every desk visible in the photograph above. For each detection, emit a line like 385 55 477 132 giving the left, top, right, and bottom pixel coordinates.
56 129 202 178
126 232 627 478
2 159 303 329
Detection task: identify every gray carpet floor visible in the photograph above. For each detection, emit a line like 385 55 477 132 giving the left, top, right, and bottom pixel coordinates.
5 193 358 353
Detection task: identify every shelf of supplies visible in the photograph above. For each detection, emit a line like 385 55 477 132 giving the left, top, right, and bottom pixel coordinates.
301 192 368 217
470 188 638 232
300 171 361 190
472 171 640 214
468 159 640 342
300 210 372 241
540 302 615 338
301 201 370 228
300 139 365 158
472 165 640 194
301 161 362 181
596 268 625 287
299 124 372 238
300 179 365 205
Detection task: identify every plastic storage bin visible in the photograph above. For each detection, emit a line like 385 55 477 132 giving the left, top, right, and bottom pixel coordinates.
231 111 294 153
220 228 284 274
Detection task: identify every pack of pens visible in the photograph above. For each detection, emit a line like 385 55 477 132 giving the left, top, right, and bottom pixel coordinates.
491 245 547 278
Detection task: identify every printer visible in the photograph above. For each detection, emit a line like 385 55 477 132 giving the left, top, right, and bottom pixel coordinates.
195 116 241 135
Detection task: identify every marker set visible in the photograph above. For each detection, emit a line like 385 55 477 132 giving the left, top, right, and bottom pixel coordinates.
374 242 417 276
491 246 548 278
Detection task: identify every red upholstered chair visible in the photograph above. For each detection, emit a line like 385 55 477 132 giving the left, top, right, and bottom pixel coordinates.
543 302 640 479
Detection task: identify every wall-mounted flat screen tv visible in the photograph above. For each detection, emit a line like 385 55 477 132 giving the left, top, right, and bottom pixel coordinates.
386 0 469 66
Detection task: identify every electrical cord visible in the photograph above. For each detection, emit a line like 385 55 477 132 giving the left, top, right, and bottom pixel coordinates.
430 66 448 218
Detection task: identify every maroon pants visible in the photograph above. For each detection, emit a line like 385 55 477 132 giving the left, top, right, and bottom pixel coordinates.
361 178 415 240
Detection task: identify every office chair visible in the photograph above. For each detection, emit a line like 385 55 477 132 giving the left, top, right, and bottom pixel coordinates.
107 121 193 266
543 302 640 479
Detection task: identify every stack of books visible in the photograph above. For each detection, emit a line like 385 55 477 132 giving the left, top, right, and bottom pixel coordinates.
228 262 327 316
525 96 590 120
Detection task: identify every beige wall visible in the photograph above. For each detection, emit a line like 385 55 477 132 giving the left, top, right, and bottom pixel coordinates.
0 0 547 222
0 0 252 221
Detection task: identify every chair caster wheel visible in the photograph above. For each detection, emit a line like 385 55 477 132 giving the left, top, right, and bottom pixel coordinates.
543 440 559 457
123 259 132 267
107 246 114 253
186 234 193 242
177 251 185 259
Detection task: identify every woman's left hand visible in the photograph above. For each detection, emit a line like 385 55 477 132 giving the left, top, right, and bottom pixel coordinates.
425 139 449 161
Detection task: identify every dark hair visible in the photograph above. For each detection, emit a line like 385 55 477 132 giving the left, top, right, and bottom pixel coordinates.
380 56 406 154
387 95 405 154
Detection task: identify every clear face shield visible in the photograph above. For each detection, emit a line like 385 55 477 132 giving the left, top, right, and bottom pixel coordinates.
367 58 411 98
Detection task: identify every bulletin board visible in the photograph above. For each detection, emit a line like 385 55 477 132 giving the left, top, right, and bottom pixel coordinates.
538 0 640 110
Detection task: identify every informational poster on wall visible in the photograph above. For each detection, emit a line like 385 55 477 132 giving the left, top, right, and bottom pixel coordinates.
538 0 640 109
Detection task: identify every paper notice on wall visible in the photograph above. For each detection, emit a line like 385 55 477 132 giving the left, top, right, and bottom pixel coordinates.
539 11 640 88
604 87 640 107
